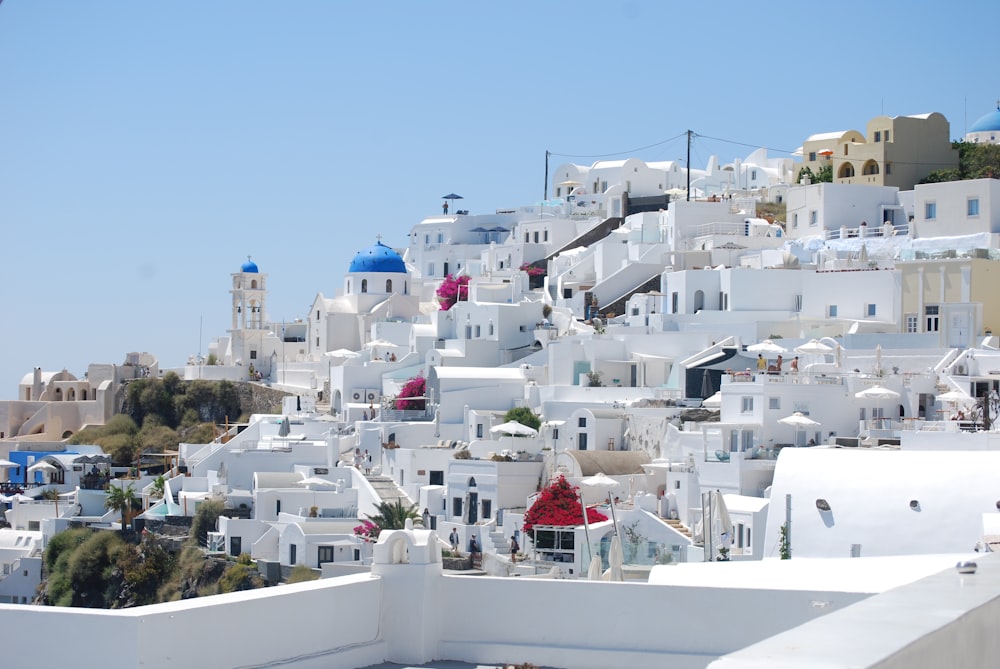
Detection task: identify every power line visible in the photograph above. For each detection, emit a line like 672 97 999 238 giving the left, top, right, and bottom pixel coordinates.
549 132 688 159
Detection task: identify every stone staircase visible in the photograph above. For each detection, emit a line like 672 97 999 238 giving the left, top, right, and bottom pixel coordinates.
665 518 692 539
365 475 412 506
488 529 508 554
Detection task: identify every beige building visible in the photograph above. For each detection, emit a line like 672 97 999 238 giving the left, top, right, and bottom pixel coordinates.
897 257 1000 348
797 113 958 191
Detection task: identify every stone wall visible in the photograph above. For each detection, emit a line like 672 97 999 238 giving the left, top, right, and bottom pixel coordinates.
232 382 291 417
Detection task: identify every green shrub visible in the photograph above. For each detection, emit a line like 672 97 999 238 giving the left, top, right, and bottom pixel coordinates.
287 564 320 583
190 499 224 548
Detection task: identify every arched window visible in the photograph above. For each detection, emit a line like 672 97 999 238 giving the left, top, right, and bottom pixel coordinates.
694 290 705 312
488 320 494 336
468 477 477 488
361 279 368 293
386 279 392 292
838 163 855 178
251 280 258 289
862 160 880 175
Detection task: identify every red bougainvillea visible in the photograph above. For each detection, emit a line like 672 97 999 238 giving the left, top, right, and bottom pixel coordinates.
353 519 379 542
395 374 426 410
522 475 607 534
519 262 546 277
436 274 470 310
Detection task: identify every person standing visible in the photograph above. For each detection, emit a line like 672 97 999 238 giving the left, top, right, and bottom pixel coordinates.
449 528 459 552
756 354 766 371
790 356 799 373
443 201 449 214
509 534 520 563
422 507 431 529
364 449 372 475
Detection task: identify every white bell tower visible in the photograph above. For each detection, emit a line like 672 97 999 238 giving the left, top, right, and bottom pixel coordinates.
230 256 267 332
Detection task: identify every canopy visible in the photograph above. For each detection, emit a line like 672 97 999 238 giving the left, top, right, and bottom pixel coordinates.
296 477 337 488
0 459 18 468
324 349 360 358
938 390 974 405
747 339 787 354
489 421 538 437
702 391 722 408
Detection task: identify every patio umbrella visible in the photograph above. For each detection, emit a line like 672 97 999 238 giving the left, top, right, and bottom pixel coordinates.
603 534 624 581
711 490 734 558
582 473 621 537
588 547 603 581
489 421 538 437
0 459 18 468
27 461 58 474
296 477 337 488
324 349 360 358
778 412 821 447
747 339 787 354
278 416 291 437
701 369 714 398
702 391 722 408
777 412 821 428
938 390 973 405
442 193 463 212
854 385 900 400
794 339 833 355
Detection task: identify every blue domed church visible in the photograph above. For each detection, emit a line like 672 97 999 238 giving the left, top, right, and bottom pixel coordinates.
965 104 1000 145
308 240 419 355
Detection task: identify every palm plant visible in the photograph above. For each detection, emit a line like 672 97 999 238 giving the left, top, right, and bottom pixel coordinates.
365 500 419 532
106 482 137 531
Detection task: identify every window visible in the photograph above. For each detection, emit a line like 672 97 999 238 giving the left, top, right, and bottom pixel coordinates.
318 546 334 565
534 231 539 243
925 202 936 220
482 499 492 521
867 303 877 317
874 130 881 142
476 424 483 438
578 433 588 450
884 130 890 142
794 295 802 312
386 279 392 292
424 234 430 244
808 152 817 161
453 497 463 517
230 537 242 556
769 397 780 410
751 169 757 181
316 310 320 321
809 210 818 226
741 430 754 451
671 292 679 313
250 350 257 360
429 470 444 485
552 428 559 440
525 232 530 242
578 417 587 427
474 325 481 338
544 230 549 242
361 279 368 293
428 263 435 276
968 198 980 216
437 233 444 243
740 397 753 413
316 337 319 347
925 305 940 332
488 321 494 336
792 213 798 228
828 305 838 318
906 314 918 333
885 162 892 174
289 544 297 565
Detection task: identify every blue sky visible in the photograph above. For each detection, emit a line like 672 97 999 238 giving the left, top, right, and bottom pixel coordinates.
0 1 995 396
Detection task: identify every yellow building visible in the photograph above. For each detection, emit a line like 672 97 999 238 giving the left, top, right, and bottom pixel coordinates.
797 113 958 191
898 256 1000 347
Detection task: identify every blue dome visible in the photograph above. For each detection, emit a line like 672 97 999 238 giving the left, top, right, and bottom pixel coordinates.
969 108 1000 133
241 258 259 273
349 241 406 273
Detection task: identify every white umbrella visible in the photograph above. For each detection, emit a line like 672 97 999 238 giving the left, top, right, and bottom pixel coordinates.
702 391 722 408
938 390 973 405
855 385 900 400
603 534 624 581
747 339 787 354
27 461 58 474
794 339 833 355
0 459 18 468
588 551 603 580
489 421 538 437
580 472 621 493
711 490 734 558
324 349 360 358
365 339 398 348
296 477 337 488
777 412 821 428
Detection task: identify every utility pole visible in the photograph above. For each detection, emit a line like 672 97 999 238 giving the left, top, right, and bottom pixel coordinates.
544 150 550 202
686 130 692 201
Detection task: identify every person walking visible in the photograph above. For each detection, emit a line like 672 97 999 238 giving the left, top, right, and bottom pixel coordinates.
449 528 459 552
509 534 520 563
364 449 372 475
